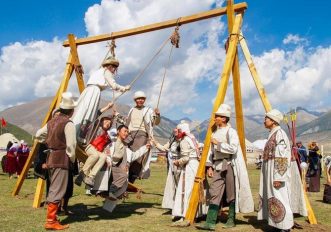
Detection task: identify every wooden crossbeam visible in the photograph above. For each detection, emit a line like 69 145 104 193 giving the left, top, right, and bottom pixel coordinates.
62 3 247 47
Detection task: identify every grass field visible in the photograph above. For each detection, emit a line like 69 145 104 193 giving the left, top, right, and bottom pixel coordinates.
0 164 330 232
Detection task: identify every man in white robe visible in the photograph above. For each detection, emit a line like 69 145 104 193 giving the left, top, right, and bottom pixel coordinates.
196 104 254 230
125 91 160 183
258 109 293 231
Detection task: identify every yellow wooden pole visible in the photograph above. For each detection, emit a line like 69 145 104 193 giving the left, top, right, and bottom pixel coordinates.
185 13 243 223
63 3 247 47
227 0 247 163
238 33 272 112
32 177 46 208
68 34 85 93
32 52 76 208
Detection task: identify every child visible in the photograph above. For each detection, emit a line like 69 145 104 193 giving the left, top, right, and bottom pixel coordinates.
75 115 113 187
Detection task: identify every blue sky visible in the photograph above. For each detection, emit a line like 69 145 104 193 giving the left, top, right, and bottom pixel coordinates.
1 1 330 50
0 0 330 121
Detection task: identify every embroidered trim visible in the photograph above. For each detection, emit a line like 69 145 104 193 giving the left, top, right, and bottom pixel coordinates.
268 197 286 223
274 157 288 176
263 132 277 161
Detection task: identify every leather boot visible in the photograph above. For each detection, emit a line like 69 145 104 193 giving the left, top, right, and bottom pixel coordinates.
195 204 219 231
223 201 235 228
44 202 69 230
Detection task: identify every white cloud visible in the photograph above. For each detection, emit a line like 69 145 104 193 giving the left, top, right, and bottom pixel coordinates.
283 34 308 45
0 0 330 122
183 107 196 114
0 39 68 109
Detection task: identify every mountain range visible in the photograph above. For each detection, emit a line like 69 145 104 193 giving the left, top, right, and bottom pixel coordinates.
0 97 330 152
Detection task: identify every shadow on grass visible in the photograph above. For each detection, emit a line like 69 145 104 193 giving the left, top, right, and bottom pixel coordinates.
243 215 275 231
61 202 157 224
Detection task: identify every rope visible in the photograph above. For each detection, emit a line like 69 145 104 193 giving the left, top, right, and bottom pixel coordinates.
111 36 171 104
224 33 243 53
156 25 180 109
156 44 174 109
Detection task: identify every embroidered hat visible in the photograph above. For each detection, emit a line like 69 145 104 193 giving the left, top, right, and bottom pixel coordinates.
133 91 146 100
59 92 77 110
102 56 119 67
265 109 283 124
215 104 231 117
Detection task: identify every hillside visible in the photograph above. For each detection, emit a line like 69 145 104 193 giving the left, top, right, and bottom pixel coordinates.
0 122 32 145
0 97 174 143
1 98 330 151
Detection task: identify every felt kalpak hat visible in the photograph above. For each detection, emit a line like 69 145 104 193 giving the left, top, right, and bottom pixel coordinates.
133 91 146 100
177 122 190 134
265 109 283 124
59 92 77 110
215 104 231 117
102 56 119 67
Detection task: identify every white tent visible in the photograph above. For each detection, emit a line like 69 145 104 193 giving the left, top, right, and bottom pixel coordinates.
0 133 18 160
253 139 267 150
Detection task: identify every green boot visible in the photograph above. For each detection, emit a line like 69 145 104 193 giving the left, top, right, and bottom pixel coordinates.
195 204 219 231
223 201 236 228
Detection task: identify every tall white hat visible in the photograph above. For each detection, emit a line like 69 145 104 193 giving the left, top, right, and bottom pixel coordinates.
133 91 146 100
177 122 190 134
265 109 283 124
215 104 231 117
59 92 77 110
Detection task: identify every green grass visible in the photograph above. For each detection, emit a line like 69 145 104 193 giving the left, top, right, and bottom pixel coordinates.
0 164 330 232
1 122 33 145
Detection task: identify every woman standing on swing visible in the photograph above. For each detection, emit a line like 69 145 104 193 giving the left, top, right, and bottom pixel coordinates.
72 56 130 143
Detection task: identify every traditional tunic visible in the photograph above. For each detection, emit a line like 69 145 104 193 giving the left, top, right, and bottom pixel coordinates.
172 135 199 218
126 106 160 182
258 126 293 230
92 140 149 197
72 68 126 142
155 139 180 209
206 125 254 213
36 113 76 204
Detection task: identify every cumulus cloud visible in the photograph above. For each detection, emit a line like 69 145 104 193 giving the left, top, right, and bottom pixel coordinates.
0 39 68 109
235 44 331 114
0 0 330 121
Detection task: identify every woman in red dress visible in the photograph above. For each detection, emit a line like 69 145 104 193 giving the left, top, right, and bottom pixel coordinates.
17 141 30 176
5 142 19 178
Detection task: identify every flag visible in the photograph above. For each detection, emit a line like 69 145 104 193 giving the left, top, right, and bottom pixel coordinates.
1 117 7 127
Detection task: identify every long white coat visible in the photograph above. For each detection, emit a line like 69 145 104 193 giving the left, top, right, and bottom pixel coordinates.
258 126 293 230
206 126 254 213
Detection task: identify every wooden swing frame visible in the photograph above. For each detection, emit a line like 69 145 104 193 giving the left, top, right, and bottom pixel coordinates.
11 0 316 225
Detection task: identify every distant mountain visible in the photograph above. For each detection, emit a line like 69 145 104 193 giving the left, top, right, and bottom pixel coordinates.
297 110 331 136
174 117 192 124
1 98 330 151
0 97 175 143
296 106 324 117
